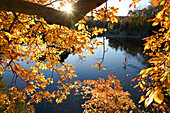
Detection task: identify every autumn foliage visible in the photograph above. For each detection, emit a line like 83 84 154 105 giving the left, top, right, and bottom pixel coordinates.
0 0 169 113
132 0 170 112
73 74 135 113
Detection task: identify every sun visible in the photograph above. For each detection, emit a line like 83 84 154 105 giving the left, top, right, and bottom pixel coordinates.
61 3 72 13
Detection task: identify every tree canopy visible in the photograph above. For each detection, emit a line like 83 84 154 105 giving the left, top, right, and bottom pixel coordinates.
0 0 170 113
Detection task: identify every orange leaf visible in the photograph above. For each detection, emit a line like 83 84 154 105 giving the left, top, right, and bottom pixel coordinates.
151 0 157 4
84 16 88 20
94 65 99 68
129 3 133 8
134 3 136 8
153 0 161 7
61 95 67 99
96 62 101 65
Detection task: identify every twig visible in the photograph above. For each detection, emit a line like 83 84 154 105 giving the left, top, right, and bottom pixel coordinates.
8 12 20 32
44 0 60 6
98 1 108 70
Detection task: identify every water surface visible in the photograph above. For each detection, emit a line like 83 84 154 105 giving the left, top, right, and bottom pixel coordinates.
3 37 149 113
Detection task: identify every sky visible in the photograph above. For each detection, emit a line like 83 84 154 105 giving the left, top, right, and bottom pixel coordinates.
54 0 152 16
103 0 151 16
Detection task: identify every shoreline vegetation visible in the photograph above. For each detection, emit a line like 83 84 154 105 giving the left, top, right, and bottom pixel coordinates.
85 4 162 39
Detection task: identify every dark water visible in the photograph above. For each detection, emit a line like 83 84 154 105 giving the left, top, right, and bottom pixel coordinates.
2 37 149 113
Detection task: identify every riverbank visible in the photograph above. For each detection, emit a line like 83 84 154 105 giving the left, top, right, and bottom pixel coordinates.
105 32 146 39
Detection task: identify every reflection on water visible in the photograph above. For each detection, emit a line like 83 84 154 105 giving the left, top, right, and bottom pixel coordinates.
2 37 149 113
108 37 149 67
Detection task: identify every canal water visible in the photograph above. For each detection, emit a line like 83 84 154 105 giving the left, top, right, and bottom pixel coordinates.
3 37 149 113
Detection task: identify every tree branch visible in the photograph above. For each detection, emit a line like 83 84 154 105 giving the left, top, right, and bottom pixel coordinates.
8 12 20 32
0 0 107 28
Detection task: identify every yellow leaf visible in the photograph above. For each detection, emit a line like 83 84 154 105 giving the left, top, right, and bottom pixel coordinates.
152 22 159 26
142 74 148 78
30 21 36 25
146 90 152 96
102 67 106 70
134 84 139 88
74 81 78 85
139 83 144 89
91 65 94 68
139 95 146 103
142 80 146 86
153 90 164 104
160 0 165 5
30 82 34 84
114 18 118 23
140 69 146 74
129 110 133 113
56 98 62 104
154 67 158 71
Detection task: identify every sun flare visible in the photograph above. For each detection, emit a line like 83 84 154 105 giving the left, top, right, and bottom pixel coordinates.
61 3 72 13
